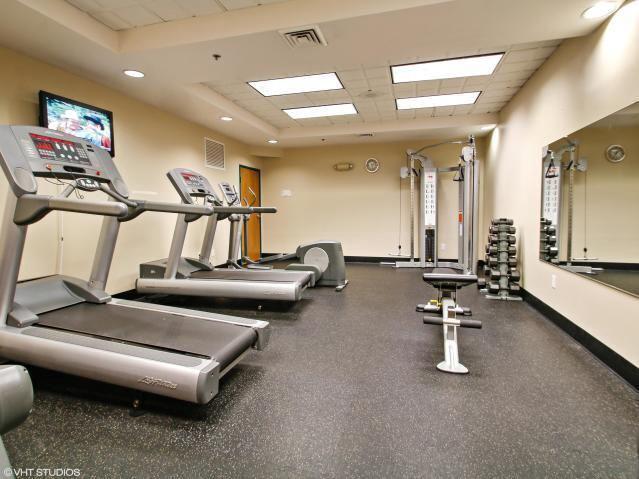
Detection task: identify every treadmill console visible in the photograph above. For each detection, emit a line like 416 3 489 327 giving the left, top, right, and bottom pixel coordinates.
218 182 240 206
0 126 129 197
167 168 221 205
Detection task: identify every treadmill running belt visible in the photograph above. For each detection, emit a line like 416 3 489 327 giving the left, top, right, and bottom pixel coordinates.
191 269 312 284
37 303 257 371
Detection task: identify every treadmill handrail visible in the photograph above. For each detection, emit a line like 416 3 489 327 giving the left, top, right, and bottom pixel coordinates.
121 200 214 222
14 194 128 225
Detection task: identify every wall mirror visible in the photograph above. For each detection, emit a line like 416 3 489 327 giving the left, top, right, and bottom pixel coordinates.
540 102 639 297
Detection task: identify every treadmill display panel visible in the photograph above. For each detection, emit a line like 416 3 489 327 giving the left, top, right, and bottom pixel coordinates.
29 133 91 165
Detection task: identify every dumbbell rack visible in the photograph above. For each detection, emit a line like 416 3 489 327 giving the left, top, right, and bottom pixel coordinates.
477 218 522 301
540 218 559 263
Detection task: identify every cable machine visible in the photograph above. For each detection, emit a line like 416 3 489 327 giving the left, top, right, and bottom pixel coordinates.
396 135 479 274
542 139 600 275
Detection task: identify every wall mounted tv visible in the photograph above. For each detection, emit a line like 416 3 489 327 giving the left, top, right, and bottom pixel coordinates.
39 90 115 157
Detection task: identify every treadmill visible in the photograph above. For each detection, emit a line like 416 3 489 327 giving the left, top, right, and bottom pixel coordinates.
137 168 313 301
0 125 269 404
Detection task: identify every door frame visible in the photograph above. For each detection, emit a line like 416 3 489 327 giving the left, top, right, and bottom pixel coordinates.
239 164 262 260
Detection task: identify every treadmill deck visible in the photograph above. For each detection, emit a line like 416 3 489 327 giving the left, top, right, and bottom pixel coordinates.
191 268 312 285
37 303 257 371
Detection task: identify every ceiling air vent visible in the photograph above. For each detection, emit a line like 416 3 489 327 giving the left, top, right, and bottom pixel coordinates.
204 138 225 170
279 25 327 48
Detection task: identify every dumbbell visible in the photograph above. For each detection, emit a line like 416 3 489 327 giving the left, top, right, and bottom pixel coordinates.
540 225 556 235
509 283 521 295
490 225 516 234
508 258 517 267
488 282 500 294
509 269 521 282
477 277 487 289
541 235 557 245
492 218 513 226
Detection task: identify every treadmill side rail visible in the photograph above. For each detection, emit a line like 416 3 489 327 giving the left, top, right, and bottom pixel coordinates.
0 327 220 404
109 298 271 350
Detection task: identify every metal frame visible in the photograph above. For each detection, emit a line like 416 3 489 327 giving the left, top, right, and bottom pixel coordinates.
0 126 271 404
395 137 479 274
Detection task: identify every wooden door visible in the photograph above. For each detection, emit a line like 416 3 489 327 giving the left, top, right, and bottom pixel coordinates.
239 165 262 261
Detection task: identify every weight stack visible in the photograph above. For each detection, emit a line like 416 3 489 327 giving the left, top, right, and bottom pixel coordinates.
540 218 559 263
477 218 522 301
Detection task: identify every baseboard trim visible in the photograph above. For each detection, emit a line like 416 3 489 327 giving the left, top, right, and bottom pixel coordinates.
261 253 458 264
345 256 458 264
521 288 638 390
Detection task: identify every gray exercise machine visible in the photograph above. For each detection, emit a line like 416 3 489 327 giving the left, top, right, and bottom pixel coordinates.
417 273 482 374
218 181 349 291
138 169 313 301
0 365 33 478
395 136 479 274
0 126 270 404
542 141 601 275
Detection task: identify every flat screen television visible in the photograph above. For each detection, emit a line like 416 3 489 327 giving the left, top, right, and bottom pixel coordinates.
39 90 115 157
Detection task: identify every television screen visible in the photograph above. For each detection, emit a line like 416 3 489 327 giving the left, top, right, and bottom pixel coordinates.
39 91 115 157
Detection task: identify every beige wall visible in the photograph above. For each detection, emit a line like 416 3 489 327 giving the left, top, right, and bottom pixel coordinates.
261 139 485 260
549 125 639 262
0 46 262 293
484 1 639 365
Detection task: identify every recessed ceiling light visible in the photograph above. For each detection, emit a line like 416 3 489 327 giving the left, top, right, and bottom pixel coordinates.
481 125 496 131
249 72 343 96
267 139 279 144
581 1 618 19
123 69 145 78
283 103 357 119
396 92 481 110
391 54 503 84
220 116 233 121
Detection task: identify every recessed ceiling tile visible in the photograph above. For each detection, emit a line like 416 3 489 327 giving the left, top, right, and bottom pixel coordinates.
341 78 368 90
67 0 104 13
367 77 390 88
113 5 163 27
95 0 138 8
397 110 416 120
178 0 224 15
90 10 132 30
218 0 283 11
393 83 417 97
144 0 191 21
364 66 391 79
433 106 456 117
337 69 366 81
440 77 467 89
453 105 473 115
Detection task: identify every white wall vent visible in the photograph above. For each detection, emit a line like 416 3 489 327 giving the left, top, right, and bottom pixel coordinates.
204 138 225 170
279 25 327 48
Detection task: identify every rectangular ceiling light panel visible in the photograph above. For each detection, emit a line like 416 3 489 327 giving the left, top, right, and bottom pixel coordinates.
396 92 481 110
249 72 343 96
392 53 504 83
283 103 357 119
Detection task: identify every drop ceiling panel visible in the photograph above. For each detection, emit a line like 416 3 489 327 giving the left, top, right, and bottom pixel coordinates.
65 0 288 30
200 39 559 133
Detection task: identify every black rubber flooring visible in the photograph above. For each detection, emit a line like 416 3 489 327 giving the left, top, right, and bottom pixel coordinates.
4 264 638 478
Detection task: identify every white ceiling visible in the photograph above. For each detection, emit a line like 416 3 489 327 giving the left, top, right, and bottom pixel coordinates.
206 41 560 129
0 0 620 149
66 0 289 30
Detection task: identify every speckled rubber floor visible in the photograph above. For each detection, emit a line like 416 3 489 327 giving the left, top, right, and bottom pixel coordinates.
5 264 639 478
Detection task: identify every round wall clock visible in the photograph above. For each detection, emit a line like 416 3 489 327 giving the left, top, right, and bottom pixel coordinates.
605 144 625 163
365 158 380 173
